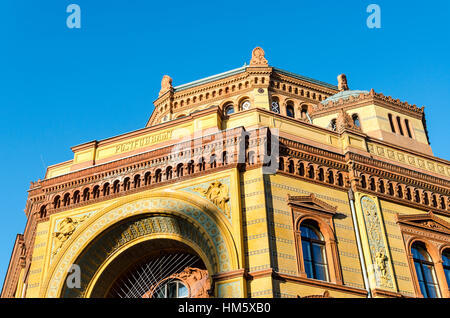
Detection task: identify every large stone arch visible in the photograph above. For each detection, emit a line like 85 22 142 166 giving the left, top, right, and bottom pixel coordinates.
41 190 239 298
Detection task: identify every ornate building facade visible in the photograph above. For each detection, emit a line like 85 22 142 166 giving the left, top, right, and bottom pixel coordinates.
2 47 450 298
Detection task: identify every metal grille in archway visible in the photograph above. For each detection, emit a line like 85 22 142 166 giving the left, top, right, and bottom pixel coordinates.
108 253 205 298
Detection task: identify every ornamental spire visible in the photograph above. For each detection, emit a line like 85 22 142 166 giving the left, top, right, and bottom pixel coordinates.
337 74 349 91
159 75 173 97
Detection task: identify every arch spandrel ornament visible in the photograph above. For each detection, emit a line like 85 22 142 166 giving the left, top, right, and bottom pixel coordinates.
41 191 239 298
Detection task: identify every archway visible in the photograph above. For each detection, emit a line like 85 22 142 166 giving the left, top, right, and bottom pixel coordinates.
59 213 218 298
43 192 239 298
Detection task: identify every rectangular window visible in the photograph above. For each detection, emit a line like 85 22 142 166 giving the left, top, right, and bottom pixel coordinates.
388 114 396 133
396 116 404 135
405 119 413 138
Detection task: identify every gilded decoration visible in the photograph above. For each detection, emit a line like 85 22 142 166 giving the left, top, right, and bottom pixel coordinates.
360 196 394 289
51 214 91 258
184 178 232 221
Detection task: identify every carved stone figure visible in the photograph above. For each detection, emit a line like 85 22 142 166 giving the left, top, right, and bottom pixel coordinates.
249 47 268 66
335 109 361 133
337 74 349 91
375 251 388 280
193 181 230 218
52 215 89 257
159 75 173 96
143 267 211 298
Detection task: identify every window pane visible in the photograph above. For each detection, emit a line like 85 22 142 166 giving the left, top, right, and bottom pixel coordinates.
301 225 320 240
315 264 328 281
177 282 188 298
418 280 428 298
312 243 326 264
426 283 439 298
443 251 450 267
302 241 312 261
167 282 177 298
304 260 314 278
423 264 435 283
444 269 450 289
414 261 424 281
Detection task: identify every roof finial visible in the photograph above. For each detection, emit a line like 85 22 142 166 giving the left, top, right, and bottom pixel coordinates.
337 74 349 91
249 47 268 66
159 75 173 97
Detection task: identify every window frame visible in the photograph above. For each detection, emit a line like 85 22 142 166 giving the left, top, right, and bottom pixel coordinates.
288 194 343 285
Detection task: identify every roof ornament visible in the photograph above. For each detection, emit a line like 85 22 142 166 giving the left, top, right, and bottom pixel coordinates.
249 47 268 66
336 109 361 133
159 75 173 96
337 74 349 91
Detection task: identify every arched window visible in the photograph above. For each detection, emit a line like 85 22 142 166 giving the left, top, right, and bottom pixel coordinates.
300 220 329 281
352 114 361 128
278 157 284 171
271 98 280 113
210 154 217 168
82 188 90 201
221 152 228 165
329 119 337 132
63 193 71 207
286 103 295 118
93 186 100 199
411 242 440 298
154 169 162 183
288 160 295 173
123 177 131 191
197 157 205 172
103 183 110 196
300 105 309 120
443 249 450 289
298 162 305 176
176 163 184 177
73 191 80 204
144 172 151 186
113 180 120 194
134 175 141 188
187 160 195 174
53 196 61 209
240 99 251 111
224 104 234 115
39 205 47 218
166 166 173 180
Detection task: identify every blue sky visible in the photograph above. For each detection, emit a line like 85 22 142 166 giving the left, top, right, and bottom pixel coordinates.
0 1 449 287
